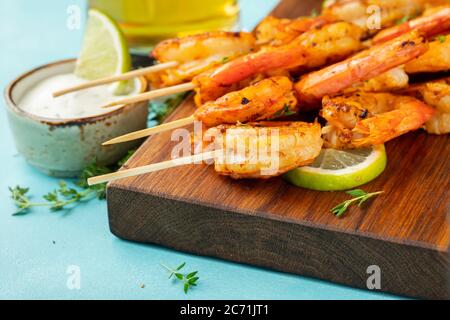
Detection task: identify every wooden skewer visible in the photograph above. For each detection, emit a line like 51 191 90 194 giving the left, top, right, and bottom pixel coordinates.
101 82 197 108
102 116 195 145
52 61 179 97
87 151 217 186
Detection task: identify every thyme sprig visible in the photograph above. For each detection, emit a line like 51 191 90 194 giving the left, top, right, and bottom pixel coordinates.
9 150 136 215
331 189 384 218
9 182 95 215
161 262 200 294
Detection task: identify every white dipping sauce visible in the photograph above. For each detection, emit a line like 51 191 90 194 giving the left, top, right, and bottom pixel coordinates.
18 73 138 119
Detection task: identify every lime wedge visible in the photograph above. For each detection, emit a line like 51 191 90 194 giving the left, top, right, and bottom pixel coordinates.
284 145 387 191
75 8 133 95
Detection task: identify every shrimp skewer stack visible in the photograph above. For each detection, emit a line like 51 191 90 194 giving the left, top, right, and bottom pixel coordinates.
105 30 428 145
87 1 449 185
104 21 364 108
55 2 450 99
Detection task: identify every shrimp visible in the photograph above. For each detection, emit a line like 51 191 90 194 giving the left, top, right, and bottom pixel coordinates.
194 77 297 127
401 78 450 134
203 121 323 179
404 34 450 73
193 22 363 105
255 15 335 47
373 5 450 44
321 92 436 148
343 67 410 93
148 32 256 88
294 31 428 107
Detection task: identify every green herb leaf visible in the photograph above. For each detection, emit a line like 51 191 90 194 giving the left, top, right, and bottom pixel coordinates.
346 189 367 198
269 104 297 120
161 262 199 294
9 145 141 215
43 191 59 202
149 92 189 124
117 149 136 167
396 15 410 25
9 186 32 215
175 273 184 280
331 189 383 218
438 35 446 43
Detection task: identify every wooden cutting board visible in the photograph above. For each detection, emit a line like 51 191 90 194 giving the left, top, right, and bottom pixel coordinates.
106 0 449 299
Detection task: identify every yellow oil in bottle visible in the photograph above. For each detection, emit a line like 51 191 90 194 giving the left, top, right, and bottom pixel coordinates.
89 0 240 54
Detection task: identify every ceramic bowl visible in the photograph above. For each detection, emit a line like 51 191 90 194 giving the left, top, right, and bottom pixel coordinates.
4 59 148 177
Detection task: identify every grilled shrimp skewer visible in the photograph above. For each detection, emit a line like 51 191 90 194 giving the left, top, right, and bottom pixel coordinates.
372 5 450 44
147 31 256 88
104 22 363 108
401 77 450 134
320 92 435 149
294 31 428 107
88 121 323 185
103 77 297 145
53 31 257 97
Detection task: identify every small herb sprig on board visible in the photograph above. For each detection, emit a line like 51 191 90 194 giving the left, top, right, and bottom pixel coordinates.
161 262 200 294
9 150 136 216
331 189 384 218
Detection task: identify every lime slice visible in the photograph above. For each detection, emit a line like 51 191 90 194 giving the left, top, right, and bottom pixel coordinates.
75 8 133 95
284 145 387 191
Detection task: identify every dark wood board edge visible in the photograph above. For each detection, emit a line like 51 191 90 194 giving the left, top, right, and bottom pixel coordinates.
110 174 448 253
107 186 450 299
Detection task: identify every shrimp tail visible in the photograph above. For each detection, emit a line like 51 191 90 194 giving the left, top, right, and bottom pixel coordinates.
352 97 435 147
